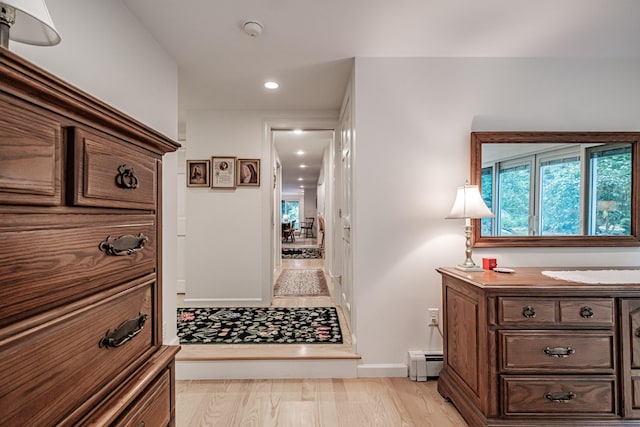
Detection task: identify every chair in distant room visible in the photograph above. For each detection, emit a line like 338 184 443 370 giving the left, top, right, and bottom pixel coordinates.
317 213 325 251
300 217 315 238
282 221 295 243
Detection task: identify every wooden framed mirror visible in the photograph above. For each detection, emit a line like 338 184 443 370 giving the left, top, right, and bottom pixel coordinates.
470 131 640 247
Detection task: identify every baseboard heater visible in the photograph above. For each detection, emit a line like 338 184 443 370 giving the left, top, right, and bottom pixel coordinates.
408 350 443 381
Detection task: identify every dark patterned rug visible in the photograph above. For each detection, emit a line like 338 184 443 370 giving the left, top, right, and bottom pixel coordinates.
177 307 343 344
282 247 322 259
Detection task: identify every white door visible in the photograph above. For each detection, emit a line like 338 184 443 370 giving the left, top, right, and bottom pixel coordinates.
338 94 354 331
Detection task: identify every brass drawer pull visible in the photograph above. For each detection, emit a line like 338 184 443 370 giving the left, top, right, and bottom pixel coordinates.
544 346 575 357
99 313 148 348
99 233 149 256
544 391 576 403
580 306 594 318
522 306 536 318
116 164 139 189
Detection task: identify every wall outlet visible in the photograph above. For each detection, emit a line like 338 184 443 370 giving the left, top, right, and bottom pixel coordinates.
428 308 439 326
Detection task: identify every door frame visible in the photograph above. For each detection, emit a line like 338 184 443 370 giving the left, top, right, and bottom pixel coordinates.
263 117 339 306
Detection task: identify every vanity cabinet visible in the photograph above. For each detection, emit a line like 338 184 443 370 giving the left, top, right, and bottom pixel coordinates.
0 49 180 425
437 267 640 426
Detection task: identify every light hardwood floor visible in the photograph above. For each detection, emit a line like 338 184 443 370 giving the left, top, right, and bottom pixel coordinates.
176 377 468 427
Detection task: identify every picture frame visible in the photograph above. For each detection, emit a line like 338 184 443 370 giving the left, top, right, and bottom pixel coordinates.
211 156 236 189
236 158 261 187
186 160 210 187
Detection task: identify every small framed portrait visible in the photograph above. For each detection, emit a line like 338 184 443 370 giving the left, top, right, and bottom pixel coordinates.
236 158 261 187
211 156 236 189
186 160 210 187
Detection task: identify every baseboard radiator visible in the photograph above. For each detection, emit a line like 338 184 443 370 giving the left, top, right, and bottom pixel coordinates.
408 350 443 381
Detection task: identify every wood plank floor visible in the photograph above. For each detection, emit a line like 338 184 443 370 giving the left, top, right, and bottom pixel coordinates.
176 378 468 427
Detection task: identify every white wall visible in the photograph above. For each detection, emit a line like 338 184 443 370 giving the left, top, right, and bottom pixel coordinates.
14 0 180 343
183 110 337 305
352 57 640 370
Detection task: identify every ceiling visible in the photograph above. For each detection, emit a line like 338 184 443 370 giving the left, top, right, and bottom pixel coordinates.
273 130 332 195
122 0 640 192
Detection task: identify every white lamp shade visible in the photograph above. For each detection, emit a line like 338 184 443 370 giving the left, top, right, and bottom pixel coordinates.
447 184 494 219
2 0 60 45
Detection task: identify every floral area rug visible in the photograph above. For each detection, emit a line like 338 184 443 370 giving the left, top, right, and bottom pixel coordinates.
274 269 329 297
282 247 322 259
177 307 343 344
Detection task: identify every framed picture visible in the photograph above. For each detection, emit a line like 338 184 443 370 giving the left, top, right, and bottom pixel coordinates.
236 158 261 187
186 160 210 187
211 156 236 189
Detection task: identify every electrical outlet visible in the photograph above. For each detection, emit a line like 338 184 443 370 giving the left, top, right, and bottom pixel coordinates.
428 308 439 326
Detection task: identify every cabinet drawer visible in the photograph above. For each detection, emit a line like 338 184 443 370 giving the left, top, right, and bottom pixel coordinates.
114 370 171 427
0 281 155 427
0 214 155 326
501 376 616 416
70 128 156 209
560 299 614 326
500 330 615 372
0 102 62 205
499 297 614 326
499 298 557 325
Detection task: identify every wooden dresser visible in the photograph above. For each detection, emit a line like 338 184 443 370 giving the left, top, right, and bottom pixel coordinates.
0 49 180 425
437 267 640 426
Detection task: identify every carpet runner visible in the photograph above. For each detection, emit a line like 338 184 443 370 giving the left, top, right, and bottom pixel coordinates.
274 268 329 297
177 306 343 344
282 247 322 259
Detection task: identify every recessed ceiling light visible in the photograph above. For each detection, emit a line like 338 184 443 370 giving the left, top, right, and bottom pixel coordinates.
296 150 305 155
298 177 303 181
299 164 307 168
293 129 303 134
264 81 279 89
300 185 305 188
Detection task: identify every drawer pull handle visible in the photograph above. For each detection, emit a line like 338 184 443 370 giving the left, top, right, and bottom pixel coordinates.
522 306 536 318
544 391 576 403
99 313 148 348
116 164 139 189
544 346 575 357
99 233 149 256
137 422 145 427
580 306 594 318
635 327 640 337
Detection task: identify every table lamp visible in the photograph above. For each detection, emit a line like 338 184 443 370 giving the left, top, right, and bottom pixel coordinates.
0 0 60 49
447 183 494 271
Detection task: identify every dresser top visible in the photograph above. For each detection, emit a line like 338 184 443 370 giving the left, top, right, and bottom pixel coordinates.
437 266 640 294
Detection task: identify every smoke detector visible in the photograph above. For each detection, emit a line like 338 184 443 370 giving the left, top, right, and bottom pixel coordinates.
243 20 263 37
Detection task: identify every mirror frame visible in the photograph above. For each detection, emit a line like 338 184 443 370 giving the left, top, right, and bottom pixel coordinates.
470 131 640 247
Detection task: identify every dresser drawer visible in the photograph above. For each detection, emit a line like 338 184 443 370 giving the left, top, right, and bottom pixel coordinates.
113 370 171 427
0 281 155 427
0 214 155 327
499 297 614 326
0 102 62 205
501 376 616 416
70 128 156 209
500 330 615 372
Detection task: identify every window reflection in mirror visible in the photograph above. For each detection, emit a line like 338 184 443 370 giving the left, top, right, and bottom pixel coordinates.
481 143 631 237
470 132 639 247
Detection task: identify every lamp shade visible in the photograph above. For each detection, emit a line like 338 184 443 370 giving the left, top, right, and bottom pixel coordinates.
1 0 60 45
447 184 494 219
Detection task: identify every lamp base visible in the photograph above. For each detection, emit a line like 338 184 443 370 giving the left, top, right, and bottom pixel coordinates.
455 264 484 272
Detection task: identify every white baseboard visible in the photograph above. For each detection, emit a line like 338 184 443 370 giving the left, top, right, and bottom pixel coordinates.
356 363 408 378
177 359 359 380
